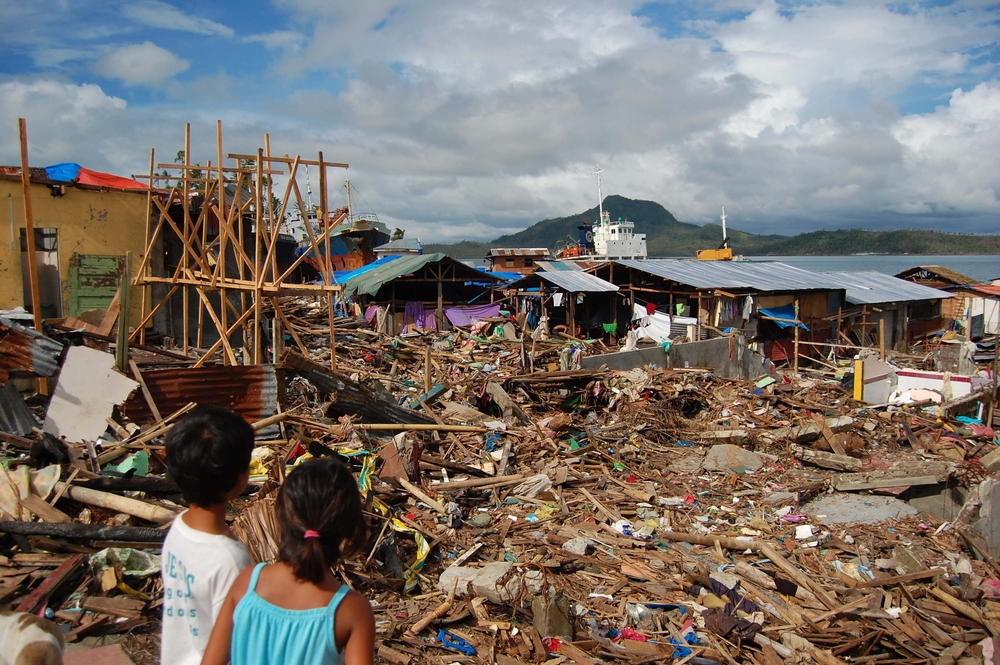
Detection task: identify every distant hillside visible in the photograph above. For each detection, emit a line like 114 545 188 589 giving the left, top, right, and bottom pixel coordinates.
422 195 1000 258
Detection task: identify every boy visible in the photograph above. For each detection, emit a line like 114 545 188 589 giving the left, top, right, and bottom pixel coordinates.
160 406 254 665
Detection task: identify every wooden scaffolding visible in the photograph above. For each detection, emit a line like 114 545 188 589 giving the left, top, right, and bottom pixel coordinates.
131 121 345 369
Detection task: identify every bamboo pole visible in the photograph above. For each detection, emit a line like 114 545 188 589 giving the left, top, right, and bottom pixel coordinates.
879 317 886 360
182 124 191 355
140 148 154 346
54 482 177 524
254 148 264 365
216 123 228 364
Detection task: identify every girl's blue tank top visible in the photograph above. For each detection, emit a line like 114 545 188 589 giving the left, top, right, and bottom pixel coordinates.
231 563 350 665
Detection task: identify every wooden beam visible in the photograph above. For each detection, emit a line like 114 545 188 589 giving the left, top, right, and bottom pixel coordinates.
17 119 45 395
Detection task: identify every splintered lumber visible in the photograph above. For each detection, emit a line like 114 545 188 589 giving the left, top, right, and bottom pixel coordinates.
0 521 166 542
811 412 848 455
16 554 85 613
54 482 178 524
410 578 458 634
758 543 839 610
19 495 72 523
790 444 862 472
657 531 757 551
833 461 954 491
81 596 145 619
280 350 435 425
430 474 528 492
764 416 853 444
397 478 447 515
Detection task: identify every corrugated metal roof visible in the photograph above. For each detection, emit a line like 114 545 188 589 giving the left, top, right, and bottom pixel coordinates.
342 253 501 297
822 271 951 305
614 259 841 292
487 248 550 257
535 260 584 271
0 317 65 383
535 271 618 293
0 382 38 436
122 365 284 437
966 284 1000 297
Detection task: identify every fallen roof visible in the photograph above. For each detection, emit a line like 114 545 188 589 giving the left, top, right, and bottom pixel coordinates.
507 270 619 293
0 317 65 384
342 253 502 298
957 283 1000 297
122 365 283 437
894 265 978 286
614 259 842 292
822 271 952 305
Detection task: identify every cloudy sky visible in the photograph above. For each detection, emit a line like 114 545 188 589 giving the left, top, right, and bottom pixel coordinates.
1 0 999 241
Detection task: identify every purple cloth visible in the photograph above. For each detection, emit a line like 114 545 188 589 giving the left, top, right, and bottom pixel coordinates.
444 303 502 327
365 304 379 325
403 301 436 332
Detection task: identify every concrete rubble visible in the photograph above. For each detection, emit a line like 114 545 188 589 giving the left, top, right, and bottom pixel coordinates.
1 305 1000 664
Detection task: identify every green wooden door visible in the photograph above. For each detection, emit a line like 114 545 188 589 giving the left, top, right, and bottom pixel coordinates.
68 254 124 317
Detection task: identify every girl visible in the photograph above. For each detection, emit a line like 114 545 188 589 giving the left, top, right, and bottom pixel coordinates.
201 457 374 665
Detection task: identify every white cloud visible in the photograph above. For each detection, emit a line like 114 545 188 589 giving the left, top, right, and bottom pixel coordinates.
92 42 189 86
121 1 234 37
243 31 305 55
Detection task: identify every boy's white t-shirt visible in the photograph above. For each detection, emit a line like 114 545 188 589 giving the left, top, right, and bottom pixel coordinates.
160 511 252 665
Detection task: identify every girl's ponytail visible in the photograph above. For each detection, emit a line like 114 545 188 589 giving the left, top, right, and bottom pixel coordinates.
275 457 367 584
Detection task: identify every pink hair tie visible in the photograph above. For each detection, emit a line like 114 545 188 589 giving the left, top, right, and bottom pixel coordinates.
303 530 321 539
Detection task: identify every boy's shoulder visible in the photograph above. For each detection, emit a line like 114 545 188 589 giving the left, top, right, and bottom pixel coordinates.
163 515 251 566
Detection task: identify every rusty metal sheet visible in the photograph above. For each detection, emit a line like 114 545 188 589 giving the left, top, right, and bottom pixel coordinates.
122 365 284 437
0 317 65 384
0 382 38 436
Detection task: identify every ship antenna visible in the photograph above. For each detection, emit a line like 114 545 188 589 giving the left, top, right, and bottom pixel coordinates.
721 206 727 241
596 165 605 227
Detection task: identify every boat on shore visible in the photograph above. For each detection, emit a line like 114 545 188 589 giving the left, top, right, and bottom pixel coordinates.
556 168 647 260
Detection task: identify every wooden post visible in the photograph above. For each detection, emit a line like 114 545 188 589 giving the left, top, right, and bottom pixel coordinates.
215 124 230 365
253 148 264 365
139 147 154 346
17 119 47 395
116 252 132 374
318 152 336 370
879 317 886 360
990 330 999 427
835 306 842 358
182 124 190 355
436 264 444 330
17 119 43 333
568 292 576 337
793 298 800 376
424 344 432 396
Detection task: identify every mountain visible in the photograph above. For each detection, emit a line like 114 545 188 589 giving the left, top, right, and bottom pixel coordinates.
422 195 1000 258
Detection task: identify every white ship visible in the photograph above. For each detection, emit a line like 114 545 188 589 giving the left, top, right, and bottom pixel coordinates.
557 167 647 259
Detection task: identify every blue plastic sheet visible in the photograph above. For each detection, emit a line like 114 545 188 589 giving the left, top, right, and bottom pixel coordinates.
758 305 808 330
44 163 81 182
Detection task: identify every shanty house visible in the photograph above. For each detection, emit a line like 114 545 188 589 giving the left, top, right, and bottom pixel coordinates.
0 164 150 326
342 253 503 334
486 248 551 274
821 271 951 348
895 266 999 337
505 267 619 339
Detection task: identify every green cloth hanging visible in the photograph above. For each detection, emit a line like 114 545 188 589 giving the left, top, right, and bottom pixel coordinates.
602 323 618 334
675 303 684 315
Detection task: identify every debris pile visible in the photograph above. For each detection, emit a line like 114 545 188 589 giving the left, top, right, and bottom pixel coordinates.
2 308 1000 664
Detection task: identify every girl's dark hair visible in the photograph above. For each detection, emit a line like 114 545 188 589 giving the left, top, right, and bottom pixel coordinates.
276 456 367 584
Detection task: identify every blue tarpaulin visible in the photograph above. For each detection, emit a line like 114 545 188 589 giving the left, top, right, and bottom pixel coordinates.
44 163 82 182
758 305 808 330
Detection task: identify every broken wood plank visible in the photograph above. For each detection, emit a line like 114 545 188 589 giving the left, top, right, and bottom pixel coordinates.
833 461 954 492
16 553 84 613
790 444 862 472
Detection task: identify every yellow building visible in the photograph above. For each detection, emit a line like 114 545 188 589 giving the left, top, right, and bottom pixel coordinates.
0 166 150 328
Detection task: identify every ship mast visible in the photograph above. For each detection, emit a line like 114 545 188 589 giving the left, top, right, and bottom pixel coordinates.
596 166 605 227
721 206 727 241
305 165 313 213
345 179 353 223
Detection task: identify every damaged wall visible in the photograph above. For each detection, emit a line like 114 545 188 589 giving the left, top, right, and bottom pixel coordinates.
0 178 150 327
666 336 774 380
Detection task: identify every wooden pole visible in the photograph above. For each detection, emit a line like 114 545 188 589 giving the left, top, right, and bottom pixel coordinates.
139 148 154 346
436 264 444 329
216 123 230 364
879 317 886 360
318 152 336 370
17 119 43 333
424 344 432 396
182 124 190 355
115 252 132 374
793 298 800 376
17 119 47 396
254 148 264 365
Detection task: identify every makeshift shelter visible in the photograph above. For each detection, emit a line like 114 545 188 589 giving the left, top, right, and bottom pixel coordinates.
505 269 619 338
342 253 503 332
896 265 999 338
821 271 951 347
486 248 551 274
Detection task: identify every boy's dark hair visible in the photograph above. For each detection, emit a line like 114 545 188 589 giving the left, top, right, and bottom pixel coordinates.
276 456 367 584
165 405 254 507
